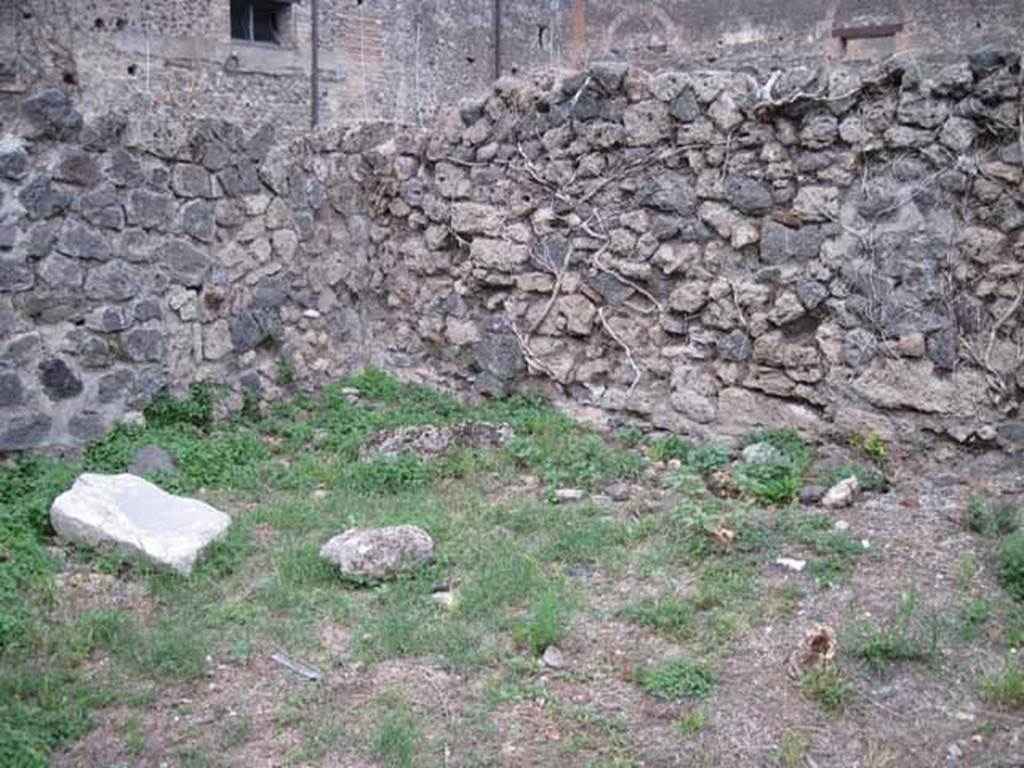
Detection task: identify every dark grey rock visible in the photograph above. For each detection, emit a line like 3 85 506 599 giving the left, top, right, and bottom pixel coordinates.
57 222 110 261
0 413 52 450
3 333 41 365
80 186 126 230
121 328 165 362
669 88 700 123
760 221 828 263
21 89 83 140
217 163 261 197
0 144 29 180
155 238 209 287
0 260 34 292
69 412 108 442
0 225 15 250
37 254 84 289
86 306 134 333
79 112 128 152
799 485 826 504
106 148 144 187
229 311 275 353
19 177 72 219
128 445 180 476
75 333 115 368
38 358 83 400
718 329 752 362
98 369 134 404
0 372 24 407
843 328 877 367
25 221 58 257
896 91 948 129
643 171 695 214
55 149 103 187
133 299 162 322
473 330 525 381
927 327 957 370
84 261 142 302
996 421 1024 451
126 189 176 230
171 163 217 198
795 278 828 310
724 176 773 215
180 200 216 242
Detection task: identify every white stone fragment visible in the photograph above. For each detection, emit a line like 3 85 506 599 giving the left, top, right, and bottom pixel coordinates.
774 557 807 572
51 473 232 575
822 476 860 509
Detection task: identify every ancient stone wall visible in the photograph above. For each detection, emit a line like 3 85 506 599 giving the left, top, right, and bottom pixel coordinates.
2 51 1024 451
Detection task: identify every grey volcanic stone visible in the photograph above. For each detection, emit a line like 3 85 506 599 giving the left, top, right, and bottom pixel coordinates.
121 328 165 362
0 413 52 449
98 369 134 403
760 221 828 262
156 239 209 286
19 177 72 219
84 261 142 302
320 525 435 582
724 176 773 215
69 412 108 442
38 358 83 400
21 89 83 140
181 200 216 242
57 222 110 261
126 189 175 230
799 485 826 504
843 328 877 367
0 143 29 180
473 330 525 381
0 372 24 406
0 260 34 292
718 330 752 362
50 473 231 575
55 149 103 187
128 445 180 476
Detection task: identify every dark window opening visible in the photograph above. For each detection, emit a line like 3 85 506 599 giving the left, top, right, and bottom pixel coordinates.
537 25 548 50
231 0 287 44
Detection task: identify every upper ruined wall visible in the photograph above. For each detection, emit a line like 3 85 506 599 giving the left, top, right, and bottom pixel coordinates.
2 1 1021 133
1 50 1024 452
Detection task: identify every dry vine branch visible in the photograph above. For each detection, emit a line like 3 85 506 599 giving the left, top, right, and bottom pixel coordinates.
597 307 642 396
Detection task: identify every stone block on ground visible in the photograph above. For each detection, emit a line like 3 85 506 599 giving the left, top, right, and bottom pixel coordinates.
320 525 435 582
358 422 513 460
50 473 231 575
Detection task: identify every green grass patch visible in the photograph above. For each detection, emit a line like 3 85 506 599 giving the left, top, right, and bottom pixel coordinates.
982 656 1024 709
635 658 716 701
848 592 941 672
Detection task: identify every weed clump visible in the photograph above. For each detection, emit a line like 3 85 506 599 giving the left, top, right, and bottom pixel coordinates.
848 592 941 671
965 495 1020 537
982 656 1024 708
998 531 1024 601
636 658 716 700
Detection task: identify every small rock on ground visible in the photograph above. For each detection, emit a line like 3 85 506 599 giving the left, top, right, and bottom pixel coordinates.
320 525 434 581
741 442 785 464
50 473 231 575
799 485 826 504
774 557 807 572
822 476 860 508
358 422 513 460
127 445 179 476
554 488 586 503
541 645 567 669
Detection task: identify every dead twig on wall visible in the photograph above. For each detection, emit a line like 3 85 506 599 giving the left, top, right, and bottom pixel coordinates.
597 307 642 396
